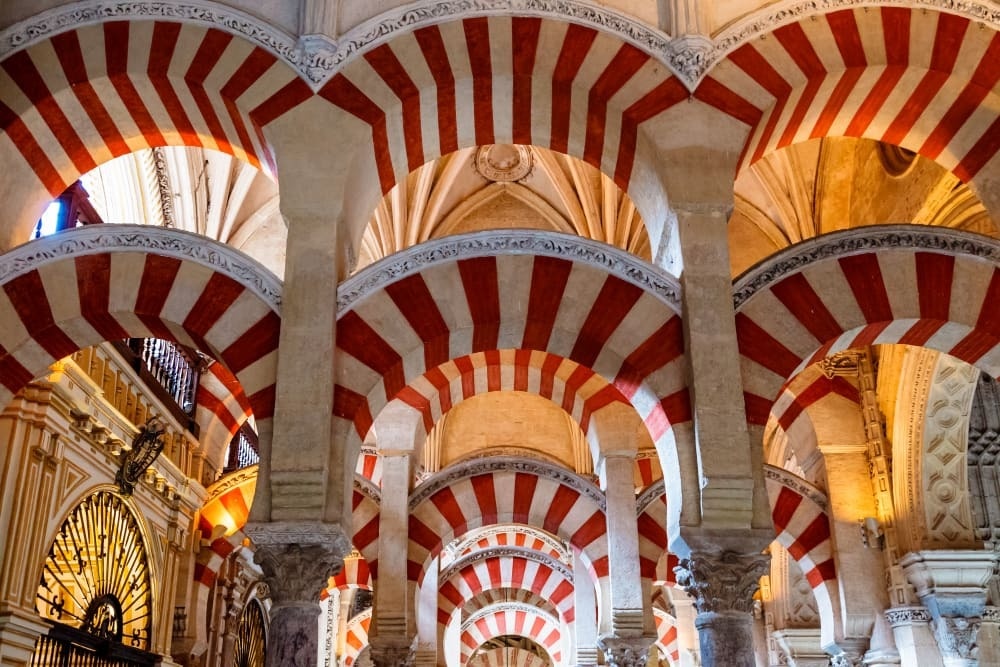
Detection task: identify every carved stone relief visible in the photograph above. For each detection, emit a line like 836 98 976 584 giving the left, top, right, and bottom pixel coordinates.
968 374 1000 547
674 551 771 614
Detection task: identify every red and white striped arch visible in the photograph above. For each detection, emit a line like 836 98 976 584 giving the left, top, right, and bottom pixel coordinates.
698 7 1000 179
0 226 280 422
765 464 839 641
462 588 561 622
408 460 607 584
319 15 686 201
351 481 382 568
468 647 550 667
0 20 310 237
735 228 1000 427
196 361 254 463
461 607 564 666
635 450 662 490
438 552 575 628
335 233 689 490
636 485 670 581
453 525 568 563
322 555 373 602
355 445 382 486
653 608 680 666
342 609 372 667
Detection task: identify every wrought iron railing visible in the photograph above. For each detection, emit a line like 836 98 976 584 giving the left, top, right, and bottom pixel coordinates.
223 422 260 474
30 623 158 667
110 339 202 436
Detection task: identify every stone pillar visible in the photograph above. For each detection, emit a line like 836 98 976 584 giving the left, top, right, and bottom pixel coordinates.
246 526 350 667
573 549 600 666
901 551 999 667
414 559 438 666
885 607 942 666
671 594 700 667
370 453 414 667
602 453 647 636
0 610 48 667
674 551 770 667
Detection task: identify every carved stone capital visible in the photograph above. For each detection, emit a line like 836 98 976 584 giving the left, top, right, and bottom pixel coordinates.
370 637 414 667
674 551 770 614
598 636 653 667
248 526 347 607
932 616 980 660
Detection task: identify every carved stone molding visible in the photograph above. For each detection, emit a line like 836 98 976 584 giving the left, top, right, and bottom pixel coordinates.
474 144 533 182
733 226 1000 310
763 465 829 513
340 230 681 314
369 637 415 667
884 606 931 627
409 455 606 512
206 464 260 501
598 636 653 667
0 224 283 311
674 551 771 614
636 479 666 515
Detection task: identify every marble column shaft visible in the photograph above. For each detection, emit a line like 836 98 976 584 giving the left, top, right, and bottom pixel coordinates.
603 453 646 635
371 454 413 666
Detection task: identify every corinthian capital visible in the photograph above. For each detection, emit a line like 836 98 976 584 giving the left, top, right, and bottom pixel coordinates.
246 522 351 606
674 551 770 614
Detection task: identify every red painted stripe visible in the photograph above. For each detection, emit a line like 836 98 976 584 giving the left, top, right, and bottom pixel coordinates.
148 22 201 145
463 18 494 145
249 77 314 126
458 257 501 352
571 510 606 549
104 22 167 148
551 25 598 153
948 330 998 365
771 273 843 343
810 68 865 139
337 312 405 397
408 514 440 552
788 514 831 558
512 18 542 144
898 319 945 347
583 44 649 168
470 474 498 524
133 255 182 340
0 100 64 194
660 389 692 425
51 31 130 157
614 76 689 190
484 348 501 391
319 74 394 194
75 254 130 340
542 485 578 535
729 42 793 98
692 77 761 126
2 50 97 174
220 311 280 374
431 486 467 534
955 113 1000 181
183 273 245 351
521 257 572 350
915 253 954 320
413 26 458 155
838 254 893 322
5 271 78 359
247 384 276 420
185 29 233 153
385 274 450 369
365 44 425 171
221 47 279 168
571 276 643 367
512 473 538 523
615 316 684 398
771 487 803 531
513 349 531 391
846 65 906 137
736 312 803 379
882 13 968 146
922 33 1000 160
827 10 867 68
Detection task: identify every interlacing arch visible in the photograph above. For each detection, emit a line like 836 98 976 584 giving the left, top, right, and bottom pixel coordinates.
653 607 680 666
0 18 309 243
195 362 255 463
342 609 372 667
698 6 1000 181
406 457 608 585
0 225 281 421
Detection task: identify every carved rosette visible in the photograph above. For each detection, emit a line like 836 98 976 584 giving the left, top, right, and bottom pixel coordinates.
598 636 652 667
933 616 980 660
251 544 345 606
674 551 771 614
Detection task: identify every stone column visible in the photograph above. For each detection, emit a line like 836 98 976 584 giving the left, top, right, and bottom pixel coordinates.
885 607 942 666
671 593 700 667
246 526 349 667
414 559 438 667
0 610 48 667
573 549 600 666
370 453 414 667
674 551 770 667
602 453 648 636
901 551 999 667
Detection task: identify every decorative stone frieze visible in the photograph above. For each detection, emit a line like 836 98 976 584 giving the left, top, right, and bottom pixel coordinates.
675 551 771 614
884 606 932 627
932 616 979 660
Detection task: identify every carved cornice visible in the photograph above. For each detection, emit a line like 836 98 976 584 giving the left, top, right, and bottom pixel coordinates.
410 456 605 512
636 479 665 516
0 225 282 311
340 230 681 314
674 551 771 614
763 465 829 513
206 464 259 501
733 226 1000 310
354 474 382 504
245 521 352 555
440 545 574 585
